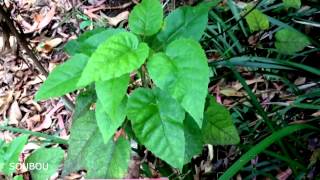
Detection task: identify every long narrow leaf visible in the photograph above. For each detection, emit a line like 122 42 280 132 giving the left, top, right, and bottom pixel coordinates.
218 124 316 180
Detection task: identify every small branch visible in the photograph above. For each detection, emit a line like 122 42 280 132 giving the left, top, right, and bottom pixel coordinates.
0 126 68 145
0 5 75 111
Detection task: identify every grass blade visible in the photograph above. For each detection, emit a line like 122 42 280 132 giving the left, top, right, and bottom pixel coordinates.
218 124 317 180
0 126 68 145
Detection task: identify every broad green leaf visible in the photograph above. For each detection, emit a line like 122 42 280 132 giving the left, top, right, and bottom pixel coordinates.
63 111 130 178
202 99 240 145
127 88 185 169
129 0 163 36
64 28 125 56
64 28 104 55
2 135 29 175
153 3 210 49
275 28 310 55
148 39 209 127
95 97 127 143
26 147 64 180
13 176 23 180
35 54 88 100
283 0 301 9
183 115 203 164
95 74 129 120
244 6 269 32
104 137 131 177
78 32 149 86
73 88 96 120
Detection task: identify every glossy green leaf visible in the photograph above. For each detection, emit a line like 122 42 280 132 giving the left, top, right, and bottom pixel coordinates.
64 28 125 56
283 0 301 9
2 135 29 175
95 97 127 143
275 28 310 55
183 115 203 164
63 111 130 178
129 0 163 36
148 39 209 127
26 148 64 180
35 54 88 100
202 99 240 145
127 88 185 169
244 6 269 32
78 32 149 86
153 3 210 49
95 74 129 120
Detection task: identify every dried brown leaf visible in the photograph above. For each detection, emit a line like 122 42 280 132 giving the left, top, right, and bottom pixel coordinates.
0 90 13 114
105 11 129 26
8 100 22 125
37 5 56 30
36 38 63 53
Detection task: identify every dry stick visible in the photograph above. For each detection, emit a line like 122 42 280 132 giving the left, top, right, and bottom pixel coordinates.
0 6 75 111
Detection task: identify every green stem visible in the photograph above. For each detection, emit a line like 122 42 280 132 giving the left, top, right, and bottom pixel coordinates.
139 64 148 88
0 126 68 145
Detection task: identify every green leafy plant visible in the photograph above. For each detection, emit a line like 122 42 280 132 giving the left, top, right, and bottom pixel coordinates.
33 0 240 178
244 5 269 32
0 135 29 176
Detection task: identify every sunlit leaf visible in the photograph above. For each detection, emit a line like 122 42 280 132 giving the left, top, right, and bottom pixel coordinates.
127 88 185 169
78 32 149 86
35 54 88 100
129 0 163 36
148 39 209 127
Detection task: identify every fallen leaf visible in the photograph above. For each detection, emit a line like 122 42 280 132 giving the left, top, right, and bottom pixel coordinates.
37 5 56 30
8 100 22 125
0 90 13 115
24 5 56 33
33 103 63 131
32 116 52 132
36 38 63 53
233 78 264 91
105 11 129 26
294 77 306 85
26 114 41 129
276 168 292 180
312 111 320 117
220 88 246 97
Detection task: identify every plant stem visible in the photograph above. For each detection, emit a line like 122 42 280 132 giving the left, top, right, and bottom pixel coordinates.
0 126 68 145
139 64 148 88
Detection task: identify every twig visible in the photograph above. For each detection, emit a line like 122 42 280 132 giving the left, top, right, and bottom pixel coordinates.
0 5 75 111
